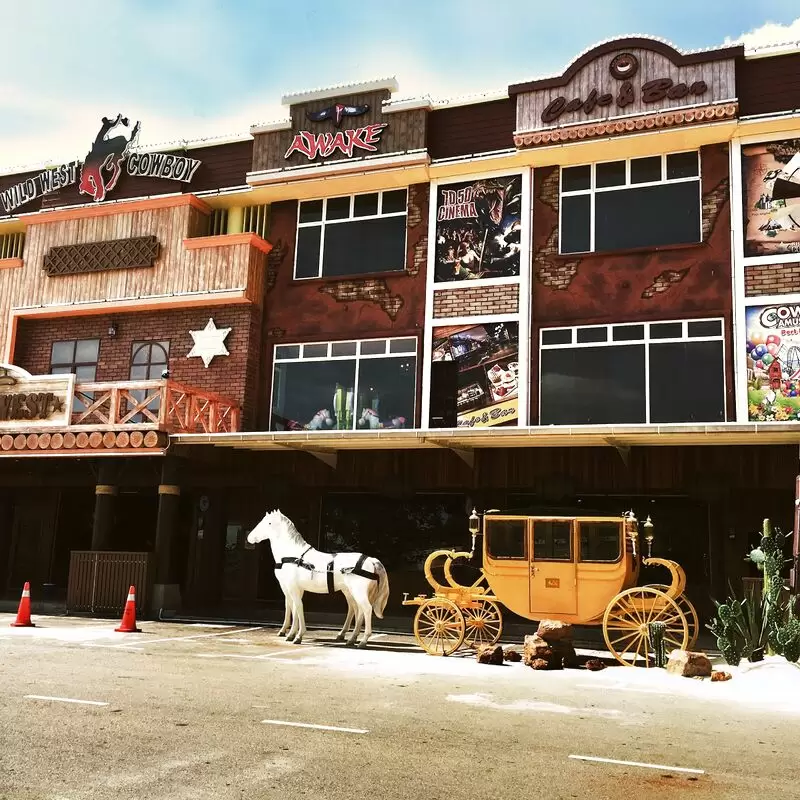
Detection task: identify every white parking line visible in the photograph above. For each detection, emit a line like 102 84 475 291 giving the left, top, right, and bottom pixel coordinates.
568 754 704 774
25 695 108 707
261 719 368 734
105 626 264 647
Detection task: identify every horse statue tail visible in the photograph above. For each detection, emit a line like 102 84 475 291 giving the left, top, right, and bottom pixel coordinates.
371 559 390 619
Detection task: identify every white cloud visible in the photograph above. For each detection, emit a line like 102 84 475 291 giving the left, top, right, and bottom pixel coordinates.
725 16 800 50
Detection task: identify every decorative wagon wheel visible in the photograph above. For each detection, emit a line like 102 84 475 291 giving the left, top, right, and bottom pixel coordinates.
646 583 700 649
602 587 689 667
462 599 503 649
413 598 466 656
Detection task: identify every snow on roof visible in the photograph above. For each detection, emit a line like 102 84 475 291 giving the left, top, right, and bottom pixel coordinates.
281 77 399 106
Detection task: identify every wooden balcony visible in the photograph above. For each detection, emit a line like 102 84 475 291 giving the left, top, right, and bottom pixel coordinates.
72 379 241 434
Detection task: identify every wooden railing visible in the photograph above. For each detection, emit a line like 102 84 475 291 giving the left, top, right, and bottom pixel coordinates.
72 379 241 433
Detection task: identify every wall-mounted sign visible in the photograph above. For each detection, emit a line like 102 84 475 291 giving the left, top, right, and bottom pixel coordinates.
187 318 232 368
0 115 202 215
741 139 800 258
434 175 522 282
746 304 800 422
0 365 74 428
284 123 388 161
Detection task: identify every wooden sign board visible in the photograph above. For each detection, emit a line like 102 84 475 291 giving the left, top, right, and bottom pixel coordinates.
0 365 74 429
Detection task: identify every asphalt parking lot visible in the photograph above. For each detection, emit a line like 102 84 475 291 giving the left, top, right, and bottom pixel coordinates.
2 614 800 800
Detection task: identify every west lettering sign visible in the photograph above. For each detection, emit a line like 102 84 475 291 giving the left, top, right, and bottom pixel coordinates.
0 115 203 215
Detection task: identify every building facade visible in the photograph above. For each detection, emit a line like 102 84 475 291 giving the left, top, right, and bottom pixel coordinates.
0 36 798 623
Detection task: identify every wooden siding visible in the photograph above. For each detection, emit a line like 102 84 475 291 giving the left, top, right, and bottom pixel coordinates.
737 52 800 117
0 198 267 358
516 48 737 133
427 99 515 160
252 89 427 173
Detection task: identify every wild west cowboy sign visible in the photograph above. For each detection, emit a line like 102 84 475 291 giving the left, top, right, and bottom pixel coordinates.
0 115 203 215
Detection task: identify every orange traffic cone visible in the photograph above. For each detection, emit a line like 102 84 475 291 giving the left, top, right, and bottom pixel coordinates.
115 585 141 633
10 581 35 627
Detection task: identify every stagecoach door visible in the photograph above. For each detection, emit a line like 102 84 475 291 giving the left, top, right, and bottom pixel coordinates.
529 519 577 616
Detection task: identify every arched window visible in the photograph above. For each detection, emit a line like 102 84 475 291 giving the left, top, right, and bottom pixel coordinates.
130 341 170 381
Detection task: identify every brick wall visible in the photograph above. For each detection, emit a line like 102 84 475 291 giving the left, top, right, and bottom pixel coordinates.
13 303 262 426
433 284 519 318
745 263 800 296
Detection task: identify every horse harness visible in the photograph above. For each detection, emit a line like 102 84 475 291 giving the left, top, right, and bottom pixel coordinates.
275 546 379 594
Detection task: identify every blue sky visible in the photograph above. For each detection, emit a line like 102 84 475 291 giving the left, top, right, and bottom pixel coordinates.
0 0 798 168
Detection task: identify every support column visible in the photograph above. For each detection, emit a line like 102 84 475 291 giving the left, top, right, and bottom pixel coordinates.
151 457 182 614
91 462 118 551
226 206 244 235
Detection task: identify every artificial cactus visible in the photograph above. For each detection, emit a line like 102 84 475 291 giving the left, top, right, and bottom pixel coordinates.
648 621 667 668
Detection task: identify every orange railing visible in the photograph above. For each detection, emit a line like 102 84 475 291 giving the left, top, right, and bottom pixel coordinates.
71 379 241 433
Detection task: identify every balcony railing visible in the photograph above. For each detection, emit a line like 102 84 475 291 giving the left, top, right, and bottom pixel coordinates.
72 379 241 433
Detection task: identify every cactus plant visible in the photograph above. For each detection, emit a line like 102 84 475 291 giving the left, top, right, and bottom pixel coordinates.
648 621 667 668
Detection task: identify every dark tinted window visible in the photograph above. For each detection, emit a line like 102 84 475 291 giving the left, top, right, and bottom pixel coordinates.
562 165 590 192
486 519 527 559
596 161 626 188
299 200 323 223
355 358 415 430
613 324 645 342
382 190 408 214
295 226 322 278
540 345 646 424
649 341 725 423
688 320 723 338
594 181 700 251
576 327 607 343
579 521 621 562
322 216 406 277
533 521 572 561
326 196 351 220
542 329 572 346
561 194 591 253
630 156 662 184
651 322 682 339
667 152 699 179
354 193 379 217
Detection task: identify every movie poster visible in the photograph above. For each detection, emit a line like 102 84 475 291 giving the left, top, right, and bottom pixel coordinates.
742 139 800 257
746 303 800 421
431 321 519 427
434 175 522 282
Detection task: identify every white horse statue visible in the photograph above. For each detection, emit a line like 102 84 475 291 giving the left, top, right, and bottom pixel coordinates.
246 509 390 648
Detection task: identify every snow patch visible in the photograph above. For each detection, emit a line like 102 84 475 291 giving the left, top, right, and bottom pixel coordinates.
447 692 622 719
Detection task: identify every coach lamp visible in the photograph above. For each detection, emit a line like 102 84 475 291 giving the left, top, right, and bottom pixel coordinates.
624 510 639 559
467 508 501 558
643 516 655 559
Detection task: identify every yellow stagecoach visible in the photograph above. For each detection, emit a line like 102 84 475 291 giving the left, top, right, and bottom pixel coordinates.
402 510 698 666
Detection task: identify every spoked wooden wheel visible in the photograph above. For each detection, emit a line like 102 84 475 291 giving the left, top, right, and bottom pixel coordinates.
603 587 688 667
462 599 503 649
647 584 700 649
413 598 466 656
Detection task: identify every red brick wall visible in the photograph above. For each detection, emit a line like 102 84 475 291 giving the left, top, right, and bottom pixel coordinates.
745 263 800 296
433 284 519 318
13 304 262 426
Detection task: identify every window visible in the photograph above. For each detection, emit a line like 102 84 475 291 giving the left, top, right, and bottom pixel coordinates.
533 520 572 561
271 337 416 431
540 319 725 425
485 518 527 560
50 339 100 382
560 152 701 254
295 189 408 279
130 341 170 381
579 521 622 562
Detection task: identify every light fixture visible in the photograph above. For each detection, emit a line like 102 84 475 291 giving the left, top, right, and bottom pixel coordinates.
644 516 654 558
469 508 480 535
108 320 118 337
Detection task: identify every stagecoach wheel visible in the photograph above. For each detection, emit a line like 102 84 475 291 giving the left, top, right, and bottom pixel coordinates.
462 599 503 649
602 587 689 667
647 584 700 650
413 598 466 656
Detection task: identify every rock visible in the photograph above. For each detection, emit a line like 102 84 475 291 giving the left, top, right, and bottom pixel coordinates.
584 658 607 671
536 620 574 643
476 644 504 665
523 634 552 665
666 650 713 678
504 648 522 663
711 670 732 682
527 657 550 670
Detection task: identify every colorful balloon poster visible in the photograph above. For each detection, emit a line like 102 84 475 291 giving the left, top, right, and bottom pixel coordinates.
746 303 800 421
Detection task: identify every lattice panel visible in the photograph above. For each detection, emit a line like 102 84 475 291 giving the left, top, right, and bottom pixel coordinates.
43 236 160 277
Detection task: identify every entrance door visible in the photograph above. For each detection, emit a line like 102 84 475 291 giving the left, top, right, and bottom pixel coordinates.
6 496 58 593
529 519 577 616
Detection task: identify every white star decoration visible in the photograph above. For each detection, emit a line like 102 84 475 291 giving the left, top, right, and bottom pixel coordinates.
187 318 232 368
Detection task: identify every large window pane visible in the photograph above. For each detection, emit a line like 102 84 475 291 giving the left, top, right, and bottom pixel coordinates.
579 521 621 562
51 341 75 365
295 226 322 279
485 519 527 559
649 341 725 423
540 345 646 424
271 360 356 431
533 520 572 561
322 216 406 277
355 357 415 429
75 339 100 363
594 181 700 251
562 165 590 192
560 194 591 254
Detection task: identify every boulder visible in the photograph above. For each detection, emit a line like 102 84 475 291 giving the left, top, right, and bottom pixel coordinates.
711 670 732 682
584 658 607 671
523 634 552 664
666 650 712 678
536 620 574 643
527 657 550 670
504 648 522 663
476 644 504 665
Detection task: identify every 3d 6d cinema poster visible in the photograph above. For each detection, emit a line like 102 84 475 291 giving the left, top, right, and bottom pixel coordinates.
741 139 800 257
746 303 800 421
434 175 522 282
